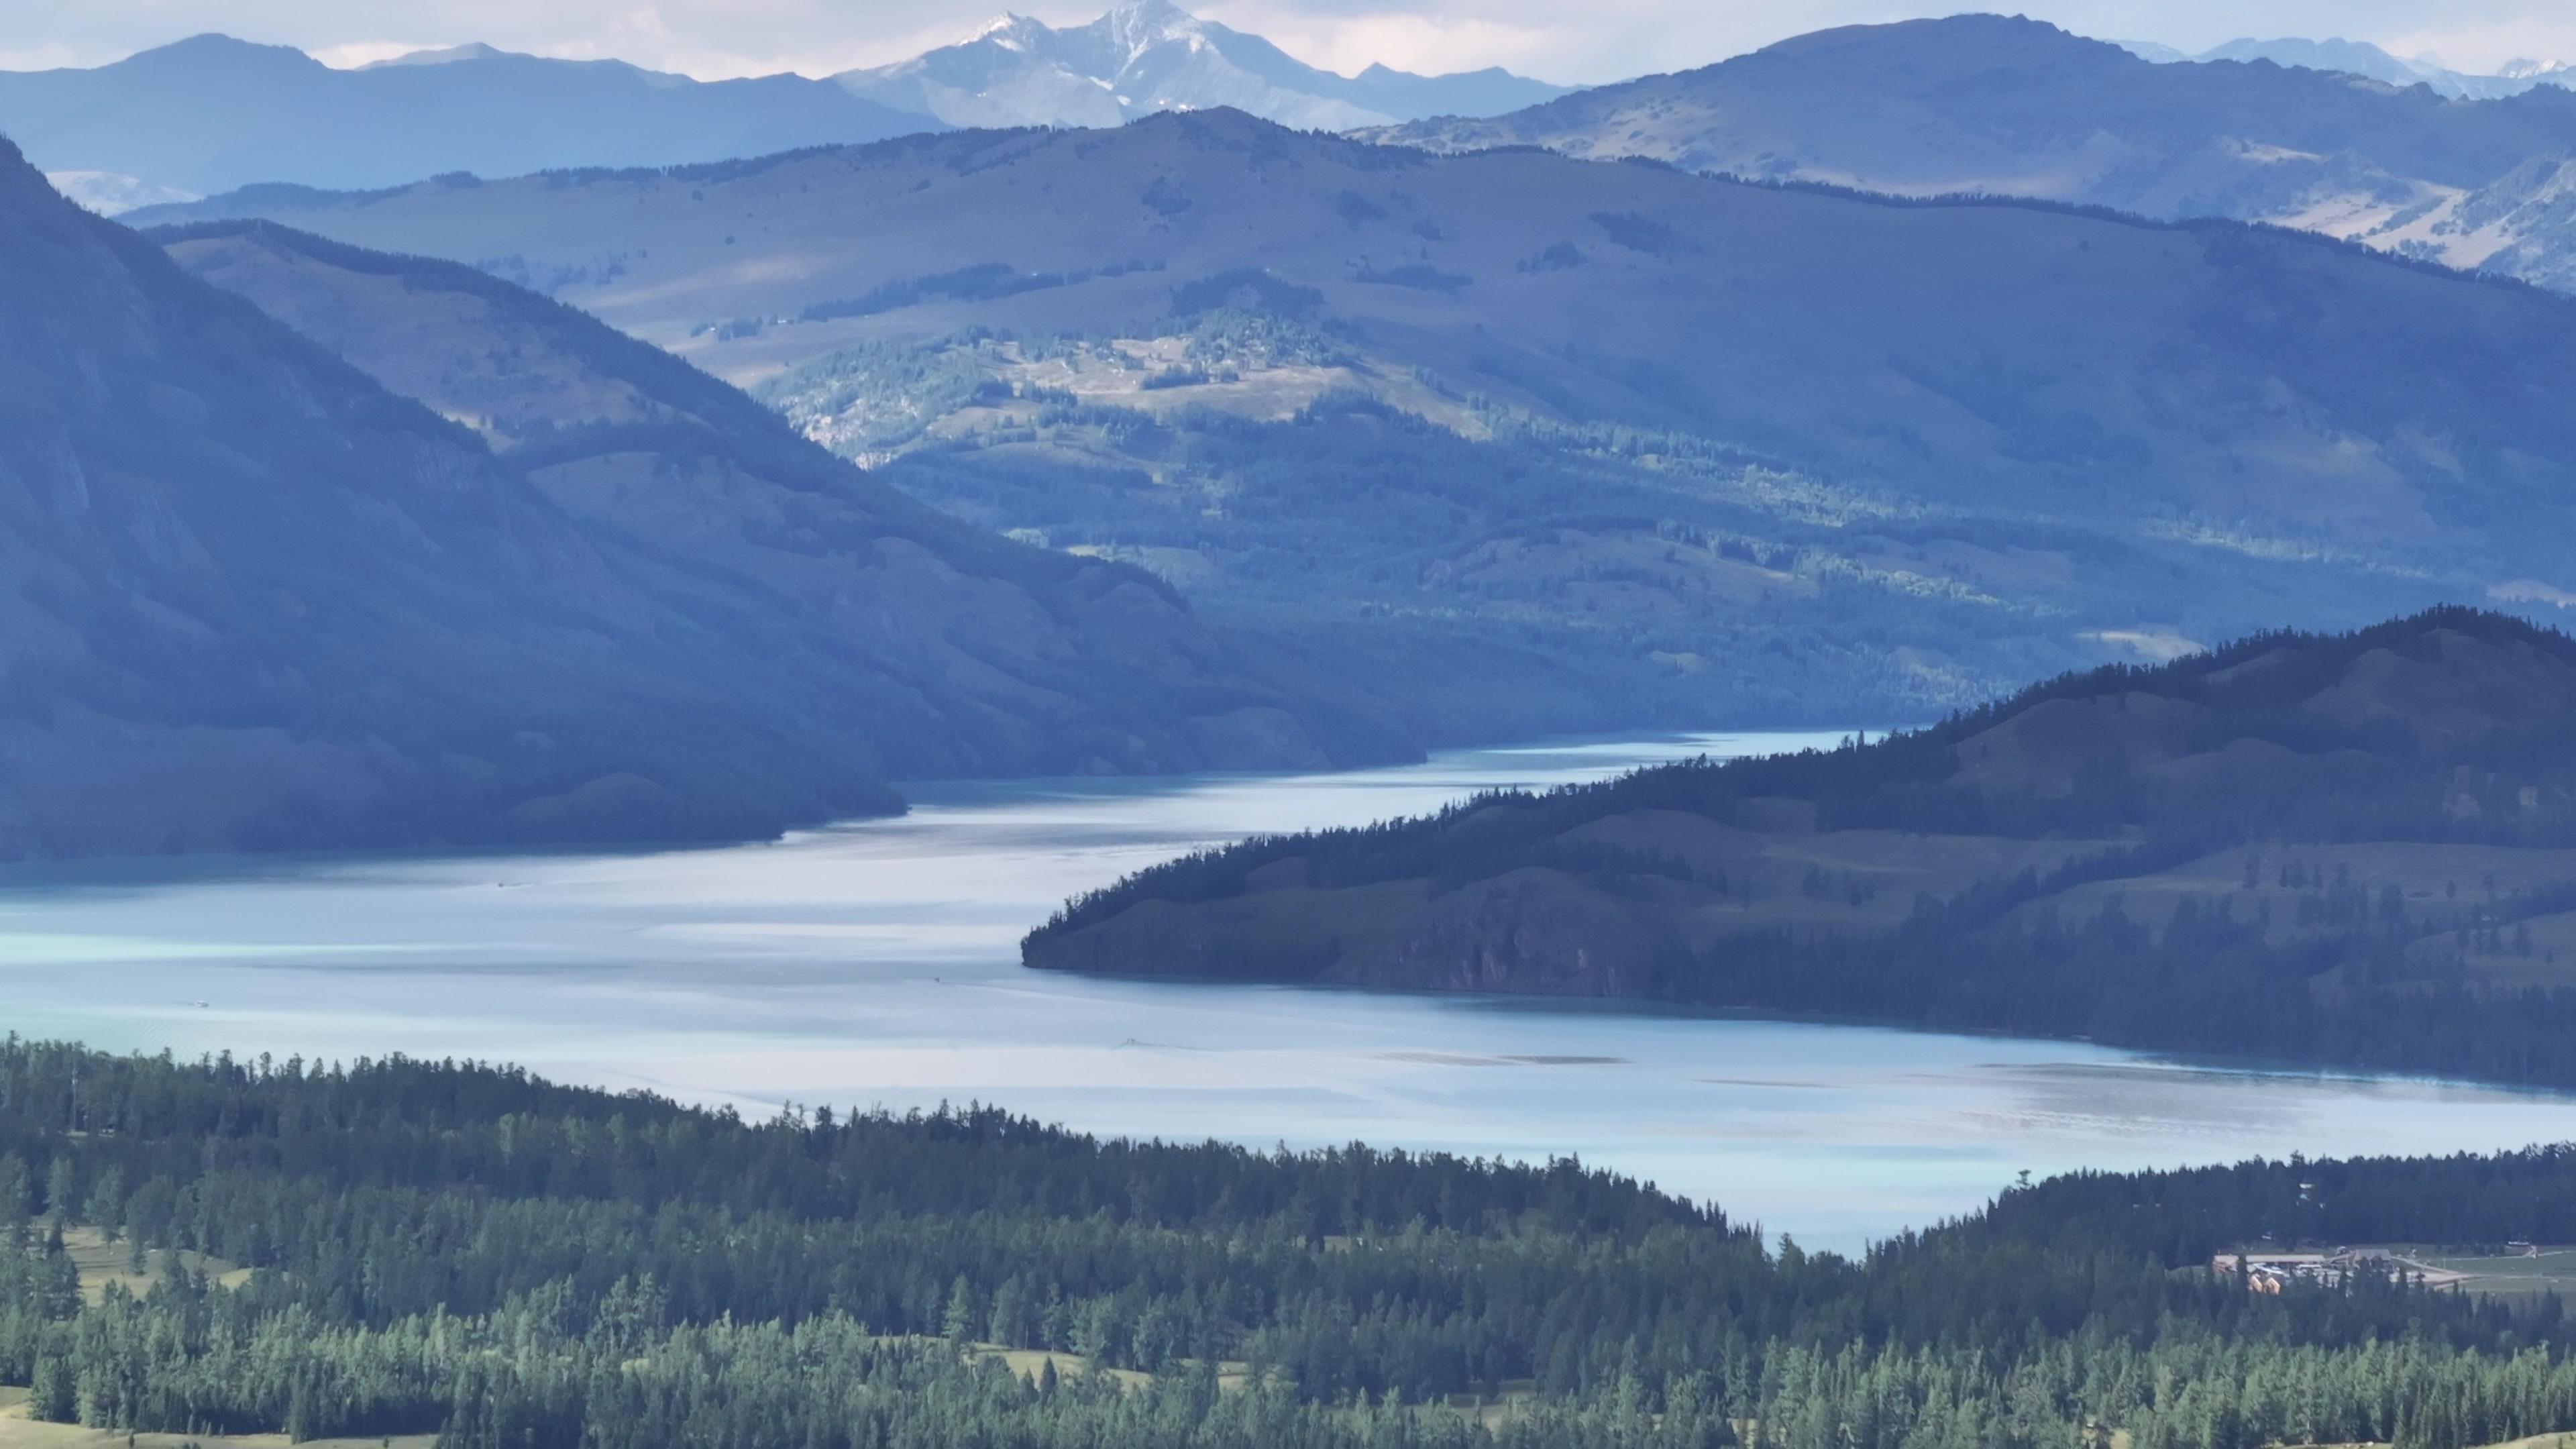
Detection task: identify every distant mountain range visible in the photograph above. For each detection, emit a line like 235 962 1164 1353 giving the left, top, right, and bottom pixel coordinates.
0 1 1562 210
1364 14 2576 293
836 0 1568 131
0 139 1384 857
2122 35 2575 101
125 108 2576 553
0 33 938 203
127 111 2576 734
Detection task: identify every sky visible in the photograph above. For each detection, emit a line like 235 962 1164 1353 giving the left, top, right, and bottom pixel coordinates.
3 0 2574 87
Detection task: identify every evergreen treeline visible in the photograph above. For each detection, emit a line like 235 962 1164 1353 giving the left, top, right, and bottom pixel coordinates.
1026 608 2576 1089
1658 891 2576 1089
3 1040 2575 1447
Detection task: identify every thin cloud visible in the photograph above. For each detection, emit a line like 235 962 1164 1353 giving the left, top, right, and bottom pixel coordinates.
2383 17 2576 70
310 40 437 67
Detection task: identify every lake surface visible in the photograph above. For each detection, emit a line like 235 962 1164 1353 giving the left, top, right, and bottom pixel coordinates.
5 729 2574 1252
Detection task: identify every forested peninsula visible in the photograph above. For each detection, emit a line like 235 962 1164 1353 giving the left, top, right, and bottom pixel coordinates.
1027 608 2576 1089
5 1040 2576 1449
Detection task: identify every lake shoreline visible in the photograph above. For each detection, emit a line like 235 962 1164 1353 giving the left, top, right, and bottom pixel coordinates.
3 727 2571 1252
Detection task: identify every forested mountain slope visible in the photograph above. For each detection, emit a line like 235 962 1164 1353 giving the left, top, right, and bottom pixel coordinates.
1366 15 2576 293
1028 609 2576 1089
122 112 2576 733
0 34 939 202
5 1039 2576 1449
0 152 1366 858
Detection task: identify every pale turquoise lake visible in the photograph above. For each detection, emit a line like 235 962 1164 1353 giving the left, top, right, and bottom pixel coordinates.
4 729 2571 1251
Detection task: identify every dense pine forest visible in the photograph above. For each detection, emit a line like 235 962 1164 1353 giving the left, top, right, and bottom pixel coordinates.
1025 609 2576 1091
2 1039 2575 1448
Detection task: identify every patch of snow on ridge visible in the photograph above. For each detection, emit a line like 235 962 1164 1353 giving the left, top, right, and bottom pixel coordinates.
966 14 1040 52
46 171 199 216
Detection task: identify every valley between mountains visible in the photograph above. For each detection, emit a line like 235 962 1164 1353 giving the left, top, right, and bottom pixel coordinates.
17 8 2576 1449
130 108 2576 747
0 137 1377 857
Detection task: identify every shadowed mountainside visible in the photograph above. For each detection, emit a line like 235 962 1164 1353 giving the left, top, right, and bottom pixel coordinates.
0 151 1380 858
1026 608 2576 1089
1364 15 2576 293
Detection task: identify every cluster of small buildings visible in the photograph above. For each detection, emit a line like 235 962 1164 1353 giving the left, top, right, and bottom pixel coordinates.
2212 1253 2341 1293
2211 1248 2406 1294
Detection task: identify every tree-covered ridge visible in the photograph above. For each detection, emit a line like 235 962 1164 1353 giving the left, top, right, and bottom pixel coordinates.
5 1038 2576 1448
0 1040 1701 1238
1967 1145 2576 1265
1031 606 2576 935
1024 609 2576 1090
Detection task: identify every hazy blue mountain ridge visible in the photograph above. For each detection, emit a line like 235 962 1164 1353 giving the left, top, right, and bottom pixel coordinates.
0 32 943 199
121 111 2576 737
2135 36 2573 101
1364 15 2576 292
2 1 1562 207
123 111 2576 565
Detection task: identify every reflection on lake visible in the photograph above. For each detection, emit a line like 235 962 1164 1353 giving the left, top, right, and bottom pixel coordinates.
3 730 2571 1251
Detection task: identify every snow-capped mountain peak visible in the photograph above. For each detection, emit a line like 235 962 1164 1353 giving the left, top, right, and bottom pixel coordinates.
833 0 1568 133
961 13 1047 54
1091 0 1204 65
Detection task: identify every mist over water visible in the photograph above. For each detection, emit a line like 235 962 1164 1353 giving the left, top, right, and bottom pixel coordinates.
3 729 2571 1252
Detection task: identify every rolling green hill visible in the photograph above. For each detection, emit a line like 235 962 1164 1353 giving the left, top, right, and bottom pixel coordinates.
0 149 1379 858
1025 608 2576 1090
125 111 2576 733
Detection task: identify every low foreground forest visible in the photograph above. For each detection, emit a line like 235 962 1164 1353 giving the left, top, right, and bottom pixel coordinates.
1028 608 2576 1091
3 1040 2576 1448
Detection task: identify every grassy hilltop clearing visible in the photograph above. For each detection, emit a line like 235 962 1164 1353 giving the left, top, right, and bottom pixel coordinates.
130 110 2576 737
5 1040 2576 1449
1027 608 2576 1089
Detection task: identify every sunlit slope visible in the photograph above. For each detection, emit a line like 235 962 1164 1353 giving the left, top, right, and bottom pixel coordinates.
131 110 2576 581
1364 15 2576 292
